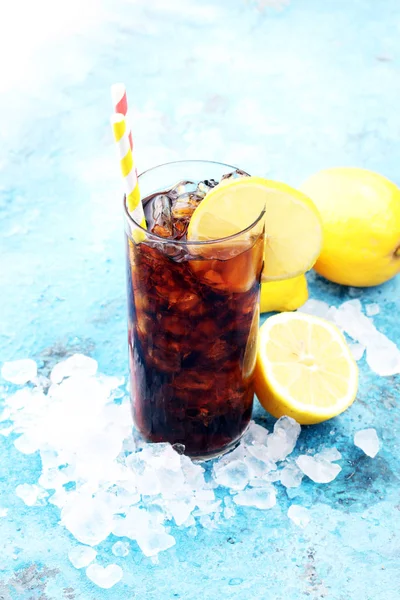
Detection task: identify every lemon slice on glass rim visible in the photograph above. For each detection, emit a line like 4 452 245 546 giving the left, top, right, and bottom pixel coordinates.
186 176 323 282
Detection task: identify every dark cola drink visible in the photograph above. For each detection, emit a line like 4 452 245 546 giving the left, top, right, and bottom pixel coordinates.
125 168 264 459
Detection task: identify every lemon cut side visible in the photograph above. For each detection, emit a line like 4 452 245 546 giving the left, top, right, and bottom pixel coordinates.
254 312 358 424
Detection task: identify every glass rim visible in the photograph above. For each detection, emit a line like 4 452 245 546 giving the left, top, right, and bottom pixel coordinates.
123 159 265 246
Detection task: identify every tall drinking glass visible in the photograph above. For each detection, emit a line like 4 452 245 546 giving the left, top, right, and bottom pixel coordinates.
124 160 265 459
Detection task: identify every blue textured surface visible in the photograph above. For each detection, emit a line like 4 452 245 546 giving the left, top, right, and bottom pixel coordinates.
1 0 400 598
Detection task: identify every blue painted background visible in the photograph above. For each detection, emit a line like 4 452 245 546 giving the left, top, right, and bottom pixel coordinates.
0 0 399 598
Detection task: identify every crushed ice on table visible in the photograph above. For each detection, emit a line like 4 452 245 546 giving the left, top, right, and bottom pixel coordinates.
279 462 303 488
233 486 276 509
15 483 47 506
349 343 365 361
354 428 380 458
86 563 123 589
0 352 387 583
288 505 311 528
213 459 250 491
333 299 400 375
266 416 301 462
298 299 336 322
68 545 97 569
1 359 37 385
298 298 400 376
296 448 342 484
50 353 98 384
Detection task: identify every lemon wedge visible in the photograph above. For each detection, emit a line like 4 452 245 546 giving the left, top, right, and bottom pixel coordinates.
254 312 358 424
187 177 323 282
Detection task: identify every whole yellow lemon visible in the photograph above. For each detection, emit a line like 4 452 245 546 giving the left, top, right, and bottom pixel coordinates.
301 167 400 287
260 274 308 313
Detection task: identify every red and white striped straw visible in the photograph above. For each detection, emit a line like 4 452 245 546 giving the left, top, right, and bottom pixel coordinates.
111 83 133 151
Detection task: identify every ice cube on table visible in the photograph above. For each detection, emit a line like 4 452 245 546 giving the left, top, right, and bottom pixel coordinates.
140 442 182 472
243 421 270 446
288 504 311 528
298 299 333 320
199 514 218 529
354 428 380 458
1 359 37 385
86 563 123 589
223 495 236 519
316 447 342 462
365 333 400 376
61 493 114 546
68 545 97 569
180 454 206 489
50 354 98 384
296 454 341 483
334 300 400 375
15 483 46 506
244 451 276 478
0 425 14 437
135 529 176 557
365 303 380 317
233 486 276 509
266 416 301 462
333 300 374 341
349 343 365 361
224 505 236 519
112 541 130 557
279 462 303 488
14 434 39 455
167 497 197 526
213 459 250 491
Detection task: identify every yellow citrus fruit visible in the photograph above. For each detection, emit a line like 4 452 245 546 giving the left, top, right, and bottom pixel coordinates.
260 274 308 313
254 312 358 425
187 177 323 282
300 167 400 287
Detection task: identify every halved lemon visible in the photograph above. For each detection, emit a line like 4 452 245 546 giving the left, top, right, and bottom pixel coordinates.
186 177 323 281
254 312 358 424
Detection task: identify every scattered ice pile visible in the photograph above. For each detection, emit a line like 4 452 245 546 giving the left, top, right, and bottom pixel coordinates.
354 428 380 458
0 352 382 588
299 298 400 376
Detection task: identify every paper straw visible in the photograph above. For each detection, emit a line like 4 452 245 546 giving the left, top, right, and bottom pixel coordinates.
111 113 146 229
111 83 133 151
